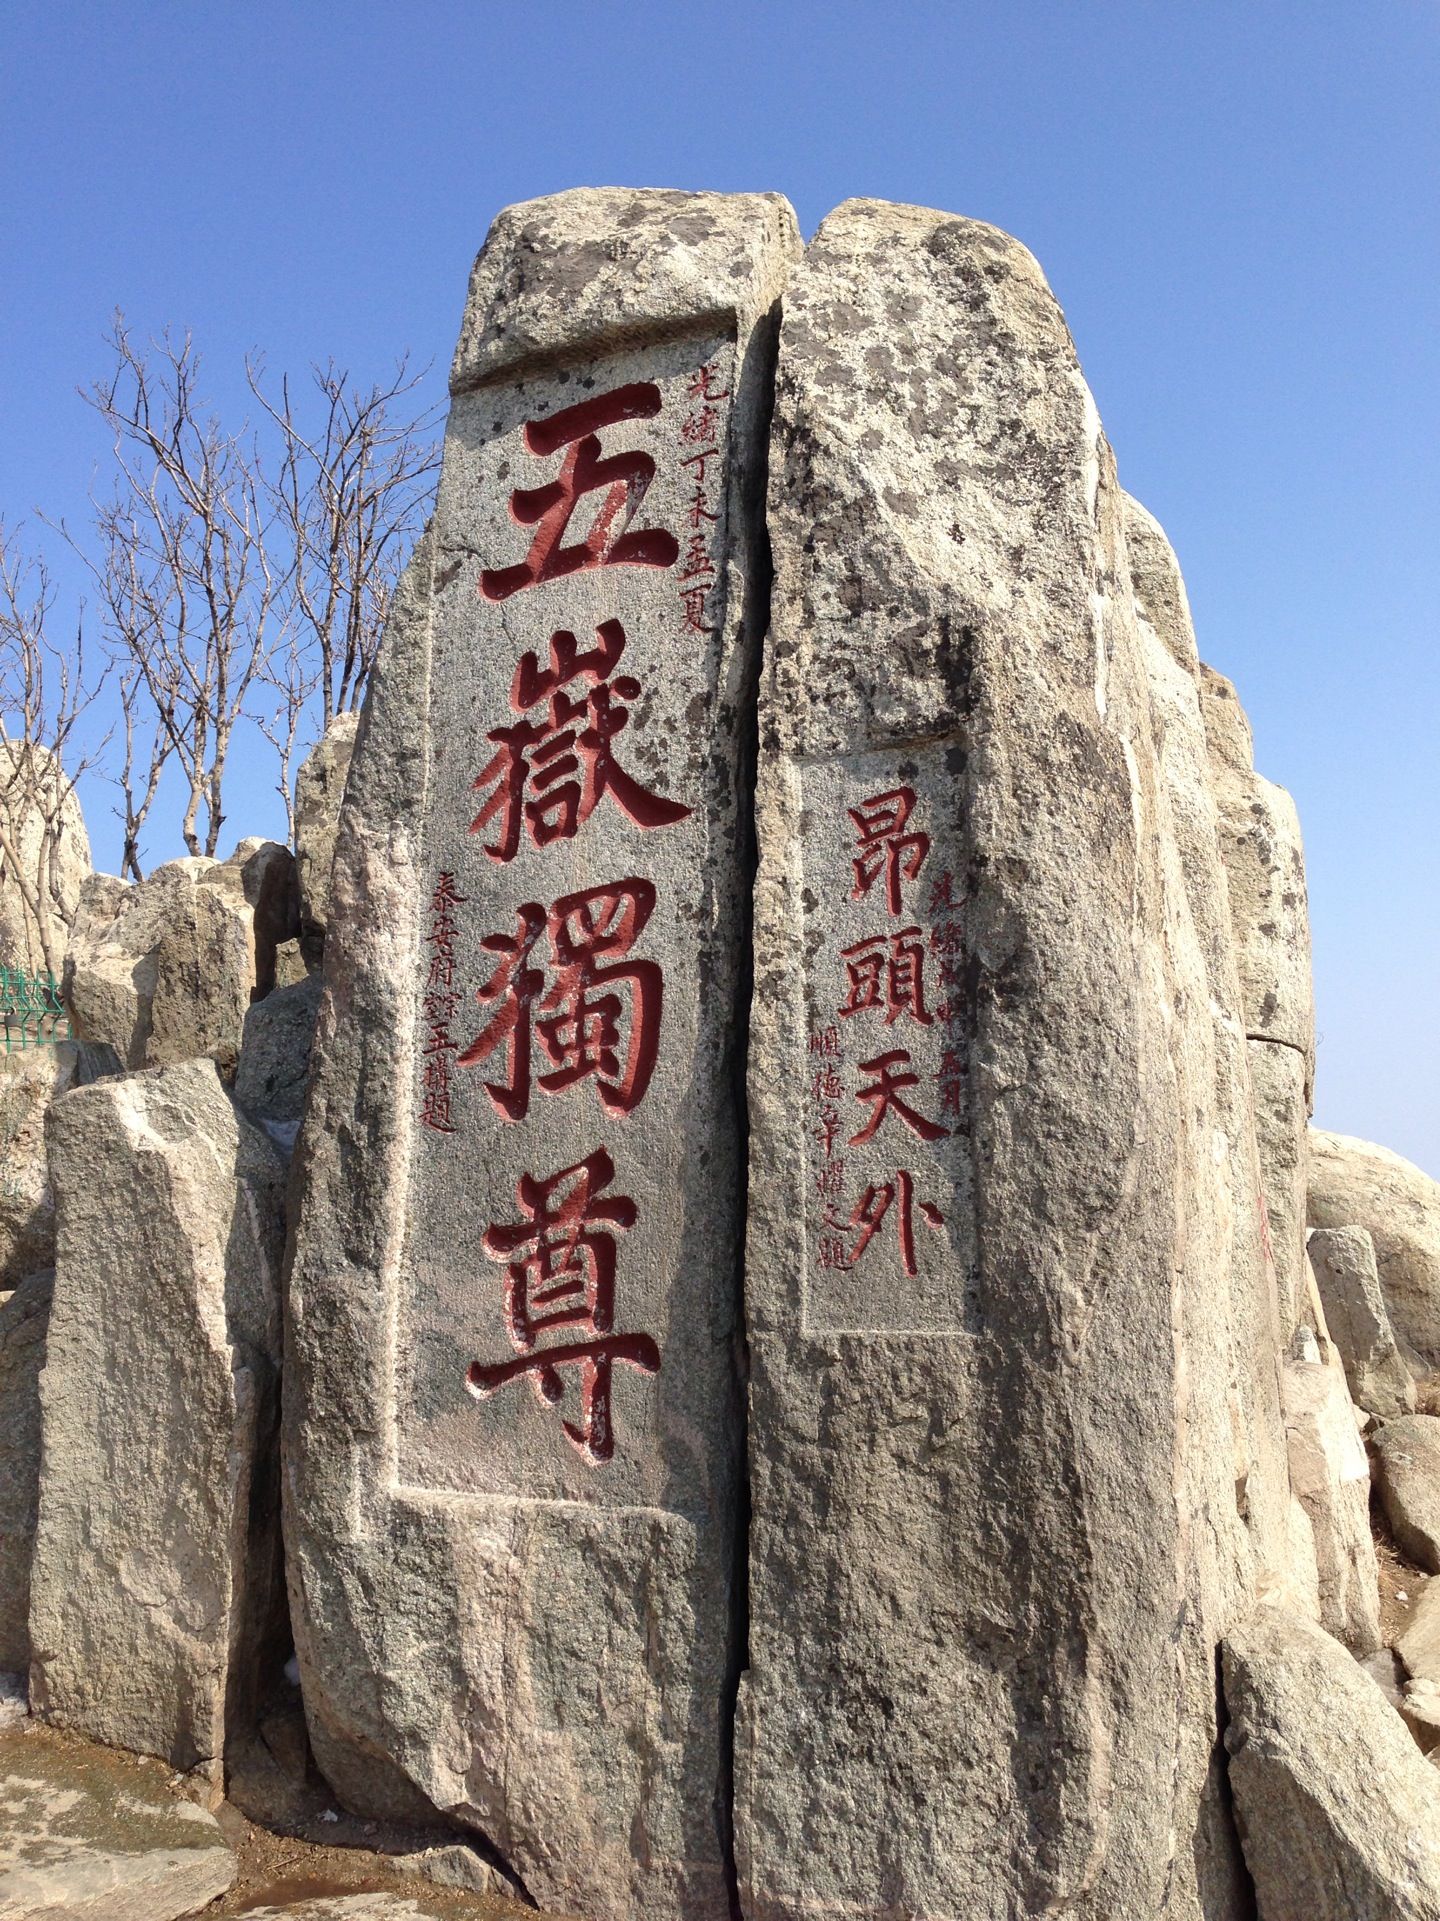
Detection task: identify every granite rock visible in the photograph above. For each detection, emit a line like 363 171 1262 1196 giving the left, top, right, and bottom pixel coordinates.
1308 1128 1440 1371
283 187 800 1921
63 839 299 1077
1223 1604 1440 1919
737 199 1290 1921
1279 1355 1382 1654
1372 1416 1440 1575
0 1724 235 1921
235 969 323 1140
295 709 360 961
1198 665 1314 1076
0 1272 51 1672
28 1059 287 1780
1308 1224 1414 1417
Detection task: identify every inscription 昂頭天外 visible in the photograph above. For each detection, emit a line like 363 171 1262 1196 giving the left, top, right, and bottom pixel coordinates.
803 759 975 1334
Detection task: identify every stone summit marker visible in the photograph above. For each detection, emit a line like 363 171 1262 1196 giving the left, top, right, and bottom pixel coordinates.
284 189 798 1921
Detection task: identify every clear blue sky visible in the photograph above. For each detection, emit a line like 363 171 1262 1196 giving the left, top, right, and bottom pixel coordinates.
3 1 1436 1171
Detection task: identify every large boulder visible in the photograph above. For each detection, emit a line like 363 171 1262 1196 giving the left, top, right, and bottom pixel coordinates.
63 839 300 1078
0 741 91 979
737 199 1291 1921
28 1058 287 1784
283 188 800 1921
1308 1225 1415 1417
295 709 359 961
0 1271 51 1673
1371 1416 1440 1574
1222 1605 1440 1919
0 1048 82 1286
1278 1353 1381 1654
1308 1129 1440 1371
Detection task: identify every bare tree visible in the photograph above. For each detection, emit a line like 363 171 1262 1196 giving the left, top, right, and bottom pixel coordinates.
248 354 441 728
0 523 108 972
82 317 282 862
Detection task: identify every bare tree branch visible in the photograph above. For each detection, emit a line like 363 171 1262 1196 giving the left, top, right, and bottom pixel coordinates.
0 522 109 970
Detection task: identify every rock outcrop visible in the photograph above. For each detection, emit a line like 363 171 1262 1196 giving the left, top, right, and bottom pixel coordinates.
28 1059 287 1783
1222 1605 1440 1919
737 198 1289 1921
63 839 300 1077
1196 665 1314 1337
1308 1224 1415 1416
295 709 359 962
0 1271 50 1672
1372 1415 1440 1574
1278 1351 1381 1653
1308 1128 1440 1371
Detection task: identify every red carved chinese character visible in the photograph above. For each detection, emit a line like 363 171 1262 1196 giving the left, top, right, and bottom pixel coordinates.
849 787 929 916
458 880 663 1122
472 1147 660 1464
422 873 467 1133
455 903 547 1122
928 870 956 916
480 384 680 601
850 1048 948 1145
814 1102 843 1160
810 1063 843 1102
843 1169 945 1278
937 1041 966 1118
687 363 731 404
814 1158 846 1198
816 1234 851 1270
808 1025 841 1058
472 619 691 862
838 926 933 1026
679 585 715 636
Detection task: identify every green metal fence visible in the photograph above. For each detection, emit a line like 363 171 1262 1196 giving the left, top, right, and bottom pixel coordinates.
0 966 69 1053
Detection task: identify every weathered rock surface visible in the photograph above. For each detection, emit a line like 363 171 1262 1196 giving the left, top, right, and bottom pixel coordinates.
295 709 360 961
284 187 800 1921
1309 1128 1440 1371
1249 1038 1310 1336
0 1724 235 1921
1373 1416 1440 1574
399 1842 510 1896
1197 665 1314 1067
235 969 323 1144
1223 1604 1440 1919
0 1044 118 1286
737 199 1290 1921
1279 1355 1382 1653
1309 1224 1414 1416
0 1272 50 1672
28 1058 287 1780
0 742 92 979
241 1897 486 1920
63 839 300 1077
1398 1583 1440 1685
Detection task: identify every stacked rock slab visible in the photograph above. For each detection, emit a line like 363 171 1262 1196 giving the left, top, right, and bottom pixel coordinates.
1222 1606 1440 1919
1308 1128 1440 1370
1307 1225 1414 1416
63 839 299 1078
28 1059 287 1782
0 740 92 977
295 709 360 963
0 1269 51 1672
737 200 1291 1921
283 189 799 1921
1196 666 1314 1336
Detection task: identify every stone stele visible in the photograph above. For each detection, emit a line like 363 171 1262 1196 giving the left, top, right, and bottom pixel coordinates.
736 199 1290 1921
283 188 799 1921
28 1059 287 1781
